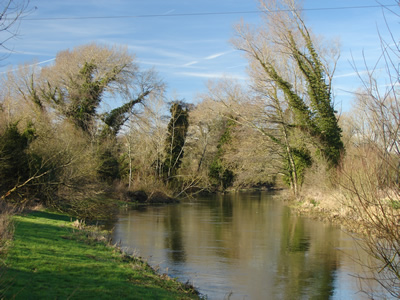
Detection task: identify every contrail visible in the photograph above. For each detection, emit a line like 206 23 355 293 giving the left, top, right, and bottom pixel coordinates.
0 58 55 74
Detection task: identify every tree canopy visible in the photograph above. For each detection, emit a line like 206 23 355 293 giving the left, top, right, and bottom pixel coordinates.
229 0 343 194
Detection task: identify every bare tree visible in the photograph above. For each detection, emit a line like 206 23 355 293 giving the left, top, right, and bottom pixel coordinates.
339 1 400 298
199 79 284 189
182 97 226 184
228 0 342 195
0 42 166 213
0 0 31 60
124 92 168 189
37 43 163 135
0 1 32 268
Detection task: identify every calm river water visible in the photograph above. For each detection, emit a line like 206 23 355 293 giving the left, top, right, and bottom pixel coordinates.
112 191 385 299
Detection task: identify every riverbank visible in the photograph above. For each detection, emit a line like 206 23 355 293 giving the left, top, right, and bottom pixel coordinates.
285 189 349 224
270 189 356 232
285 188 399 236
0 210 200 299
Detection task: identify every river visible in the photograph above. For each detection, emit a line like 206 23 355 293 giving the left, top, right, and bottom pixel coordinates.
111 191 385 299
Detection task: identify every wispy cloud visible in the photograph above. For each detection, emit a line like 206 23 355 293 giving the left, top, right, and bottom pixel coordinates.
333 71 360 79
177 71 247 80
182 61 198 67
35 58 56 65
226 63 247 69
163 9 176 15
333 68 385 79
204 51 232 60
133 59 178 68
0 48 49 57
128 45 192 60
0 58 55 74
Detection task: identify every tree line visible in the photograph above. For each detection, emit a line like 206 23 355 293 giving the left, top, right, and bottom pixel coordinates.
0 1 396 203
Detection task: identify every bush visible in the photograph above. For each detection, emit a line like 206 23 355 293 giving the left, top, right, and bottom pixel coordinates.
0 123 30 200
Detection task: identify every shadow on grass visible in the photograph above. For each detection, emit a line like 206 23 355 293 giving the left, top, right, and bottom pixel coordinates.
1 211 199 300
26 210 74 222
2 266 177 299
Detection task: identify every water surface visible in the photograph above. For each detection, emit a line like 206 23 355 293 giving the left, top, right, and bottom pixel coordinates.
112 191 382 299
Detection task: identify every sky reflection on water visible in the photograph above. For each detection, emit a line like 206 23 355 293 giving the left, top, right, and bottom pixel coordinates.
112 192 386 299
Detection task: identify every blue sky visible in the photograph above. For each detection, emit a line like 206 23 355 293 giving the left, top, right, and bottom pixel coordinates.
1 0 399 112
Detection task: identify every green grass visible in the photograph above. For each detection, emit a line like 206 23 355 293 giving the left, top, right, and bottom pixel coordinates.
0 211 200 299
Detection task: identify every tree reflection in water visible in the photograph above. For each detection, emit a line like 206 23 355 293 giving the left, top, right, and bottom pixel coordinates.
274 206 338 299
113 192 386 299
164 205 186 263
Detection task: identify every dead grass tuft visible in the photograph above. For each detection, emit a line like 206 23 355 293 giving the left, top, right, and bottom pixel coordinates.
0 201 15 255
0 201 16 298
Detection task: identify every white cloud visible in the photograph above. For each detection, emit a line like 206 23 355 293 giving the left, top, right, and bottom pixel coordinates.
136 59 180 67
204 51 232 60
127 45 192 60
333 68 385 79
177 71 247 80
183 61 199 67
163 9 176 15
0 48 45 56
0 58 55 74
333 71 360 79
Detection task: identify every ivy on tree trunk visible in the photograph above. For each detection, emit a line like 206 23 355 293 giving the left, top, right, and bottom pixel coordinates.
162 102 189 181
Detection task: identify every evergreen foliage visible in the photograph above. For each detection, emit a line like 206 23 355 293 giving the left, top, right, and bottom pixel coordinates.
41 61 122 133
0 122 69 205
162 102 189 180
283 147 312 187
65 62 119 133
101 91 150 137
209 119 236 190
287 31 344 167
258 36 343 169
97 149 121 183
0 123 30 196
233 7 344 194
0 43 163 213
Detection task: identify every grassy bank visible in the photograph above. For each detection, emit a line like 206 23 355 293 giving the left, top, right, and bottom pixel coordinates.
288 188 400 236
0 210 200 299
289 190 348 223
